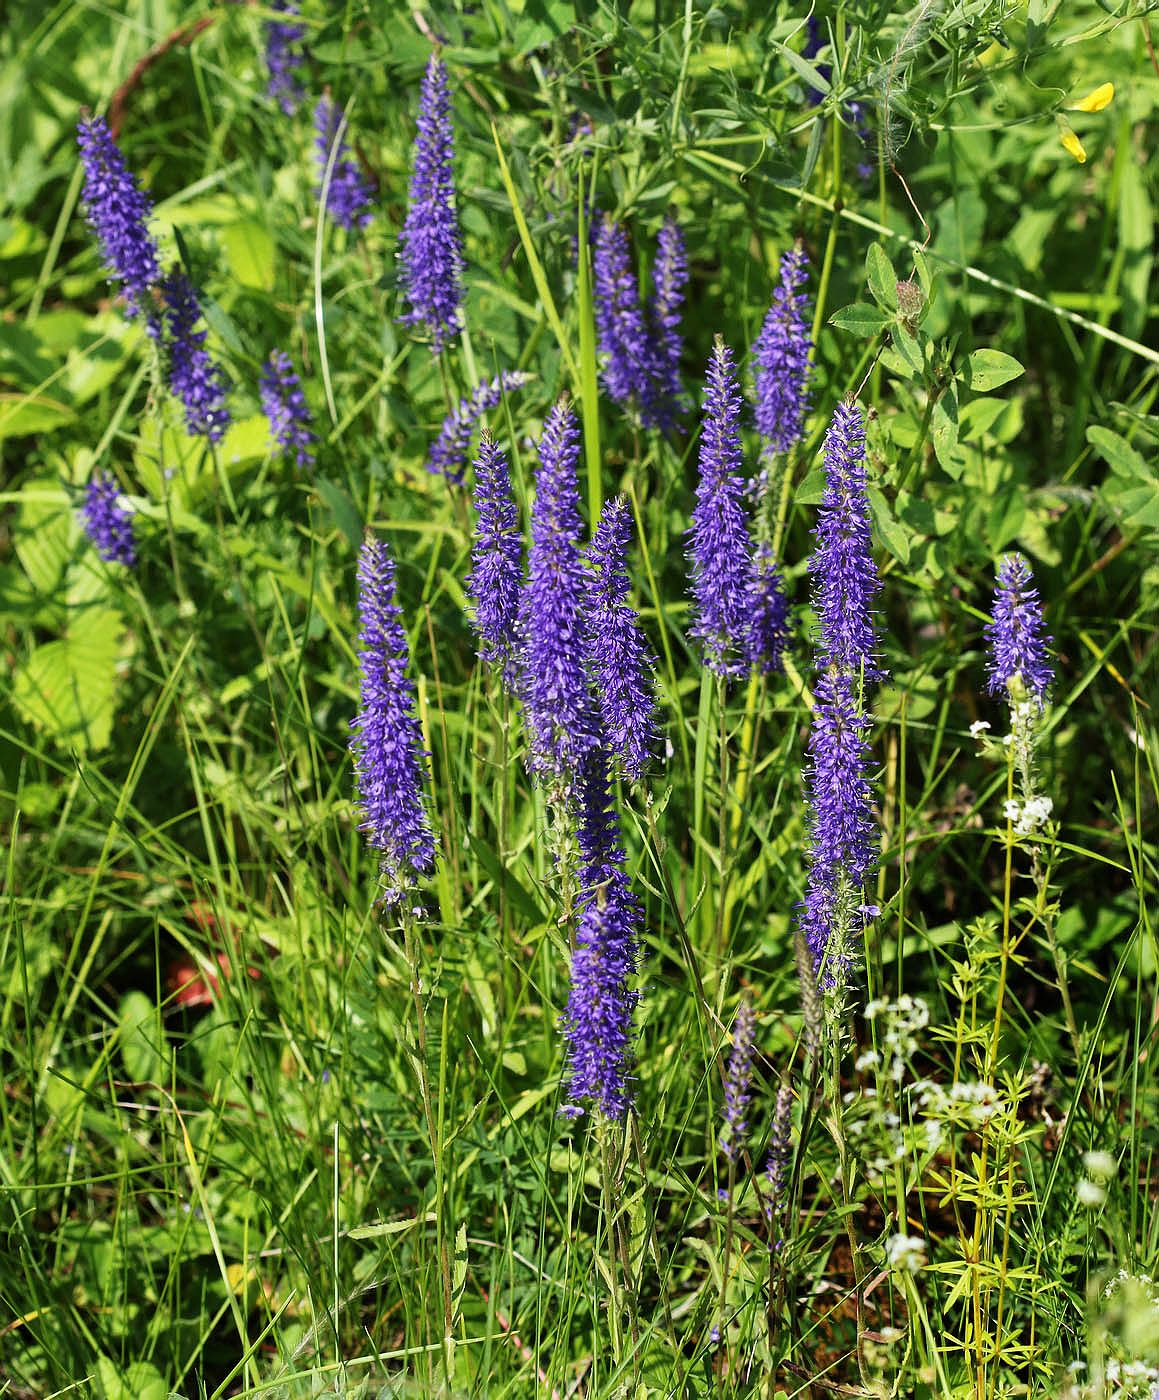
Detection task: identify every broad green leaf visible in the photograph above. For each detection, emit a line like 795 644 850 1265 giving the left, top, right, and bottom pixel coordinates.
221 220 276 293
892 323 924 375
117 990 166 1083
930 386 959 469
866 242 898 310
829 302 890 336
1087 426 1150 480
11 606 123 752
316 476 363 549
868 486 910 564
15 484 72 594
0 393 75 439
963 349 1024 392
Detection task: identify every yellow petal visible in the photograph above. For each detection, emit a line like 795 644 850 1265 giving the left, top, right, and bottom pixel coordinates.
1069 82 1114 113
1061 129 1087 163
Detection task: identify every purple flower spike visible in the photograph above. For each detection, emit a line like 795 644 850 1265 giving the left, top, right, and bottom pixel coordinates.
350 535 436 900
561 752 641 1121
748 543 791 675
159 269 231 442
81 472 136 566
425 370 530 482
467 431 522 674
585 496 657 782
264 1 307 115
720 998 757 1162
810 400 881 679
753 246 814 457
643 216 688 429
519 401 598 791
765 1082 793 1240
593 216 651 410
398 54 464 355
314 97 374 232
260 349 315 468
687 338 753 677
986 554 1053 706
76 115 161 317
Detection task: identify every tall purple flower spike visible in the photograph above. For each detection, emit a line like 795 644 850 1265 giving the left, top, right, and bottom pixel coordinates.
398 54 464 355
350 534 436 901
264 1 307 115
260 349 315 468
560 752 641 1121
425 370 530 482
585 496 657 782
159 269 231 442
753 246 814 458
687 337 753 677
76 115 161 317
985 554 1053 706
314 97 373 232
467 431 522 676
720 998 757 1162
81 472 136 567
748 543 791 675
643 216 688 429
592 216 651 410
519 401 598 792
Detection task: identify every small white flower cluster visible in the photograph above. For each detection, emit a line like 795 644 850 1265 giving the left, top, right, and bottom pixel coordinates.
885 1232 927 1274
864 995 930 1082
969 719 991 739
1078 1149 1118 1209
914 1079 1006 1150
1059 1358 1159 1400
1003 794 1053 835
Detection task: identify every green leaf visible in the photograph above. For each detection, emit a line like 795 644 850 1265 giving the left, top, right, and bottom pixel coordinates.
15 484 72 594
866 242 898 310
795 468 827 505
963 349 1024 392
316 476 363 549
829 302 890 336
117 991 166 1083
930 385 959 469
1087 426 1150 480
221 220 276 293
11 606 123 752
892 324 924 375
867 486 910 564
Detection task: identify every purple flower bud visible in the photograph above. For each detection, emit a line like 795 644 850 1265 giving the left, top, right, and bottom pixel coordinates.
314 97 373 232
764 1082 793 1241
264 1 307 115
753 246 813 457
350 535 436 900
260 349 315 468
398 54 464 355
467 431 522 674
425 370 530 482
721 998 757 1161
76 115 161 317
985 554 1053 705
593 216 651 410
80 472 136 566
159 269 231 442
642 216 688 429
585 496 657 782
686 338 753 677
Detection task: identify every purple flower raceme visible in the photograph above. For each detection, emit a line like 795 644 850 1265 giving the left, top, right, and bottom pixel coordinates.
424 370 530 482
720 998 757 1162
519 401 599 793
467 430 522 674
81 472 136 566
260 349 315 468
800 400 883 988
585 496 657 782
687 337 753 677
593 216 651 411
264 0 307 115
764 1082 793 1242
350 535 436 901
643 216 688 429
560 751 642 1121
985 554 1053 706
398 54 464 354
753 246 814 458
314 96 373 232
159 269 231 442
76 115 161 316
748 543 791 675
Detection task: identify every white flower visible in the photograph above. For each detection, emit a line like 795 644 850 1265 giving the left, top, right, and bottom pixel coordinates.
886 1233 927 1274
969 720 991 738
1082 1150 1117 1181
1004 799 1022 822
855 1050 881 1072
1076 1179 1106 1208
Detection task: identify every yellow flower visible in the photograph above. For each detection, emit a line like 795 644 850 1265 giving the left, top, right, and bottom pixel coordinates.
1069 82 1114 113
1060 128 1087 164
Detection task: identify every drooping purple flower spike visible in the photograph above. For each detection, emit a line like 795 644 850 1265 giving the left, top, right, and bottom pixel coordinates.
593 216 651 410
643 216 688 430
748 543 791 675
76 115 161 317
560 752 641 1121
585 496 657 782
398 54 464 355
264 1 307 115
260 350 315 468
425 370 531 482
519 401 598 791
687 338 753 677
467 431 522 675
350 535 436 901
986 554 1053 706
810 400 881 680
81 472 136 567
314 96 374 232
720 998 757 1162
159 269 231 442
753 246 814 457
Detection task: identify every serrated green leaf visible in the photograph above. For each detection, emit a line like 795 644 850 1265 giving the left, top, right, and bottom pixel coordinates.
964 349 1024 392
829 302 890 336
866 242 898 309
11 606 123 752
15 484 72 594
